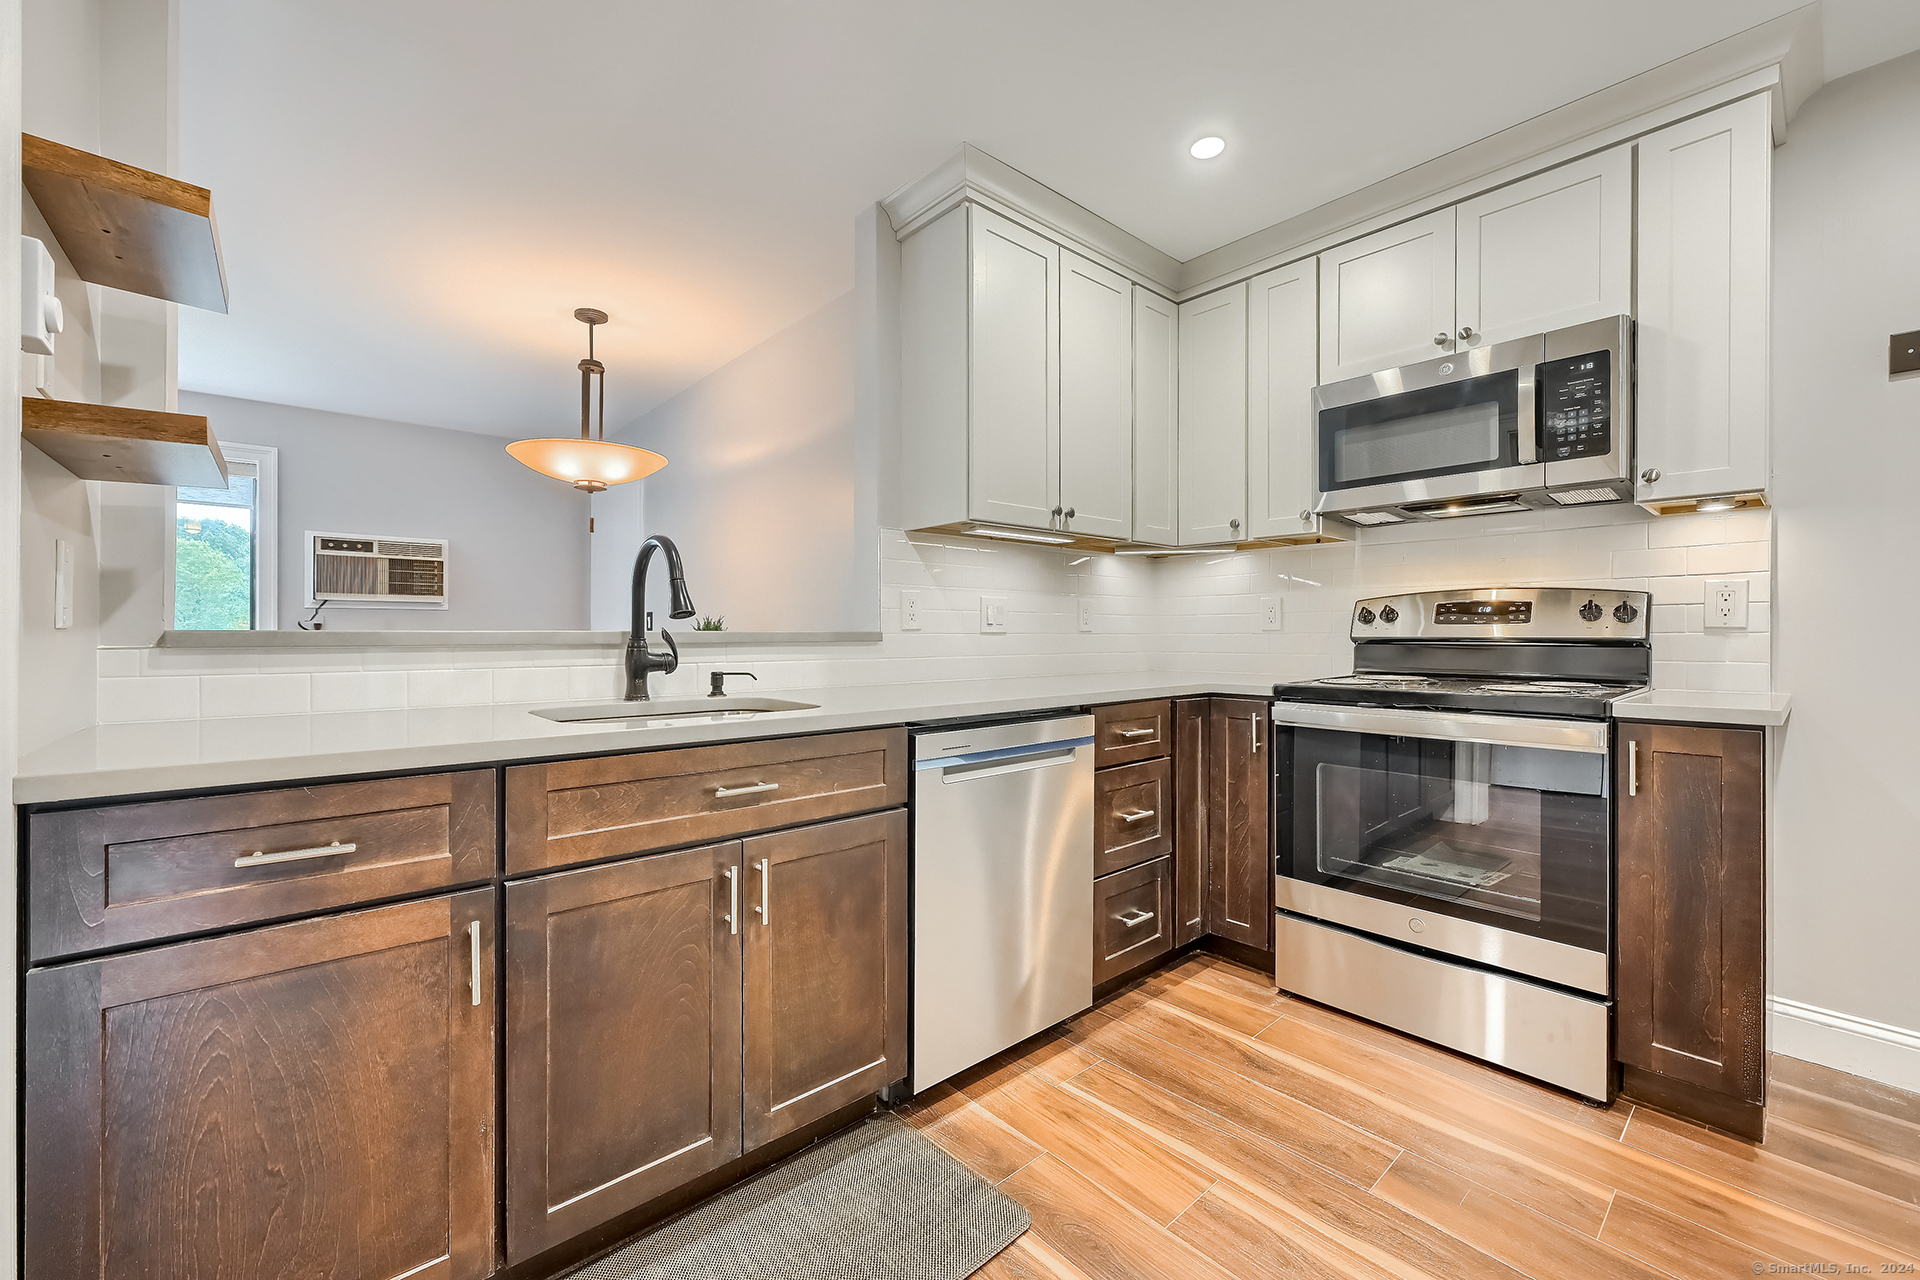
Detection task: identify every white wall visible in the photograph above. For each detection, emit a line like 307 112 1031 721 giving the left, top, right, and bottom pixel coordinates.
179 393 591 632
1769 48 1920 1087
595 291 880 634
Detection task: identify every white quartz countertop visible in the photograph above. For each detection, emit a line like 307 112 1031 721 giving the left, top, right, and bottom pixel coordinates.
15 677 1276 805
1610 689 1792 727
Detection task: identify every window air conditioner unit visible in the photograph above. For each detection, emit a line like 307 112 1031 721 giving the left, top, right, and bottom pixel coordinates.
306 531 448 609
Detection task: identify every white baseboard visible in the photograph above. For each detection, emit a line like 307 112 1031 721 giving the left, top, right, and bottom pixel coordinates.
1768 996 1920 1094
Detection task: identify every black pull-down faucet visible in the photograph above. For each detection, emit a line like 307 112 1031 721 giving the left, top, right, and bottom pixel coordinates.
626 534 695 700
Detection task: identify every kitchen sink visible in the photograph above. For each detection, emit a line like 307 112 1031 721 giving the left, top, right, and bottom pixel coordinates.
530 695 820 724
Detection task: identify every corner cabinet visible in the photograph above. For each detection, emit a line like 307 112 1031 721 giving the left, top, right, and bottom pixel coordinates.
900 202 1133 541
1615 721 1767 1139
1176 284 1248 544
1634 94 1772 508
1132 286 1180 547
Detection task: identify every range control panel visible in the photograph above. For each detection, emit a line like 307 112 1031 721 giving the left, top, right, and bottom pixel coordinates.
1538 349 1612 462
1350 587 1651 642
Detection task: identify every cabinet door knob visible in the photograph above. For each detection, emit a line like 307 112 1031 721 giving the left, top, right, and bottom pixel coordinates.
1641 468 1661 484
1298 509 1313 523
1050 506 1062 518
1229 518 1240 532
1458 326 1476 341
1063 507 1075 520
1433 332 1450 346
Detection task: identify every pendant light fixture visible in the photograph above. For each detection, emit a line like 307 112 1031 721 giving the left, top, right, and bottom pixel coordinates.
507 308 666 493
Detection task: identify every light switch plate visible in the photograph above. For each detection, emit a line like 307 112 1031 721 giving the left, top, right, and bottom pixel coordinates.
1076 597 1093 633
1259 595 1283 631
900 590 921 630
1704 579 1749 629
980 594 1008 634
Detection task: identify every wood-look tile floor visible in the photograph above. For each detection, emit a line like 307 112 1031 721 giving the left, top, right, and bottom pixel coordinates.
900 955 1920 1280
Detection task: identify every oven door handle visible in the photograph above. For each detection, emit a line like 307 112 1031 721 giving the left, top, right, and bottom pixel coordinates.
1269 702 1607 753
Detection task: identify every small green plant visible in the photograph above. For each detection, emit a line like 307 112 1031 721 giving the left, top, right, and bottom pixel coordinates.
693 616 726 631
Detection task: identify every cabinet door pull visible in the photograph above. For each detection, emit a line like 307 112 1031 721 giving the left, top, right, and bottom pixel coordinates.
1117 909 1154 927
1628 740 1639 797
1117 728 1157 739
714 781 780 799
1118 808 1156 823
234 840 355 869
755 857 772 927
467 920 482 1007
1252 723 1261 753
724 865 739 935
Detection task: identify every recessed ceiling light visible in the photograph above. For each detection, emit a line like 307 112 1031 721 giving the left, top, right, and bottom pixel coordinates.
1189 136 1226 160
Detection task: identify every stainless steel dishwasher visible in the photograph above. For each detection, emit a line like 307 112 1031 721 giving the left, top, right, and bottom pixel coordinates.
911 714 1095 1093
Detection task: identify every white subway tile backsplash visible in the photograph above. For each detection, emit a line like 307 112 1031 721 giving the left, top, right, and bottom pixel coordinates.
312 671 409 713
200 673 312 718
95 513 1778 719
407 668 493 707
99 676 199 723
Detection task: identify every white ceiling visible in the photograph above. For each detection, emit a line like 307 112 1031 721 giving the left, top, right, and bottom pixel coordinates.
178 0 1920 438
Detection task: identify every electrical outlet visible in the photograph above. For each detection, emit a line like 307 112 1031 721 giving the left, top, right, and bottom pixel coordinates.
1705 579 1749 629
1259 595 1283 631
900 590 921 630
980 595 1009 634
1076 597 1093 633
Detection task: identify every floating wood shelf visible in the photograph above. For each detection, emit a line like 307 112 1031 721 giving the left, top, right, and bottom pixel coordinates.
23 398 229 487
21 133 229 313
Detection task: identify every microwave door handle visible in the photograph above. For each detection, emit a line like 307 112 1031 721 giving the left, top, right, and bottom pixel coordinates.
1518 364 1539 466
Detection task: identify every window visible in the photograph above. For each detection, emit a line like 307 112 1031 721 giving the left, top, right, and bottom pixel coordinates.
171 443 278 630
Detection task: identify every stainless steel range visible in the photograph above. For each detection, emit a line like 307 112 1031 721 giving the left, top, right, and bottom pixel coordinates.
1270 586 1650 1101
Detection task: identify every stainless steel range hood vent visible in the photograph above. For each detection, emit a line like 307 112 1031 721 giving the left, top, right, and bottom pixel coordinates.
1399 494 1532 519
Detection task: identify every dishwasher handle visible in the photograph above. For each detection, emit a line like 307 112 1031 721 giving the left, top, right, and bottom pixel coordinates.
914 735 1093 784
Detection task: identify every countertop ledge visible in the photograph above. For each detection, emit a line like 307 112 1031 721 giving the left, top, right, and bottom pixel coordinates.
16 678 1275 806
1611 690 1792 728
153 629 883 650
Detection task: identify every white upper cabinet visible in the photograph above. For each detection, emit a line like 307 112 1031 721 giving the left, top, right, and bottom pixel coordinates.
1058 251 1134 541
1635 95 1772 506
968 207 1061 529
1245 260 1322 542
1455 146 1631 350
1318 207 1455 383
1176 284 1247 545
1131 287 1179 547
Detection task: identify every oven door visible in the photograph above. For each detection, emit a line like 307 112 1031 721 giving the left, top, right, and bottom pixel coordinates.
1273 703 1609 995
1313 334 1543 513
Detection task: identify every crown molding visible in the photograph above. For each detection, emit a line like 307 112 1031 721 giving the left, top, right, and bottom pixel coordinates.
877 6 1824 305
880 143 1182 294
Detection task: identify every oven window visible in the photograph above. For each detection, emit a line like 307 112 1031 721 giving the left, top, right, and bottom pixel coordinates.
1281 727 1609 952
1319 370 1519 491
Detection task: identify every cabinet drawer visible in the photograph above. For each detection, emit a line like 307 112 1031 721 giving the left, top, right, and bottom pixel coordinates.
505 727 908 873
1094 856 1173 986
1095 757 1170 878
28 771 497 962
1093 699 1171 765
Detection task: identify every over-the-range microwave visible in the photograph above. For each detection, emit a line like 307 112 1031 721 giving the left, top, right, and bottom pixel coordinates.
1311 314 1631 525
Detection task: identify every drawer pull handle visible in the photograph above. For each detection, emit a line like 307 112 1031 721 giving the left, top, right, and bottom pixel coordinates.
1117 909 1155 927
714 781 780 799
1116 728 1157 739
1118 808 1157 823
234 840 356 869
467 920 482 1007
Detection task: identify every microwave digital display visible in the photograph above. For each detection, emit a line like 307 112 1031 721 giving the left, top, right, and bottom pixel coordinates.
1434 600 1533 625
1538 350 1612 461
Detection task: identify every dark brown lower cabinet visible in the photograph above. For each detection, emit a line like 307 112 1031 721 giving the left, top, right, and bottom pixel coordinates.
26 891 497 1280
1616 721 1767 1138
505 842 742 1262
1094 856 1174 984
1172 698 1209 946
1206 697 1272 950
742 811 908 1149
506 811 908 1263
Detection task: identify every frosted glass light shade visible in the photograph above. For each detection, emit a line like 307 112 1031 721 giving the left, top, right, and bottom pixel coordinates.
506 438 667 493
